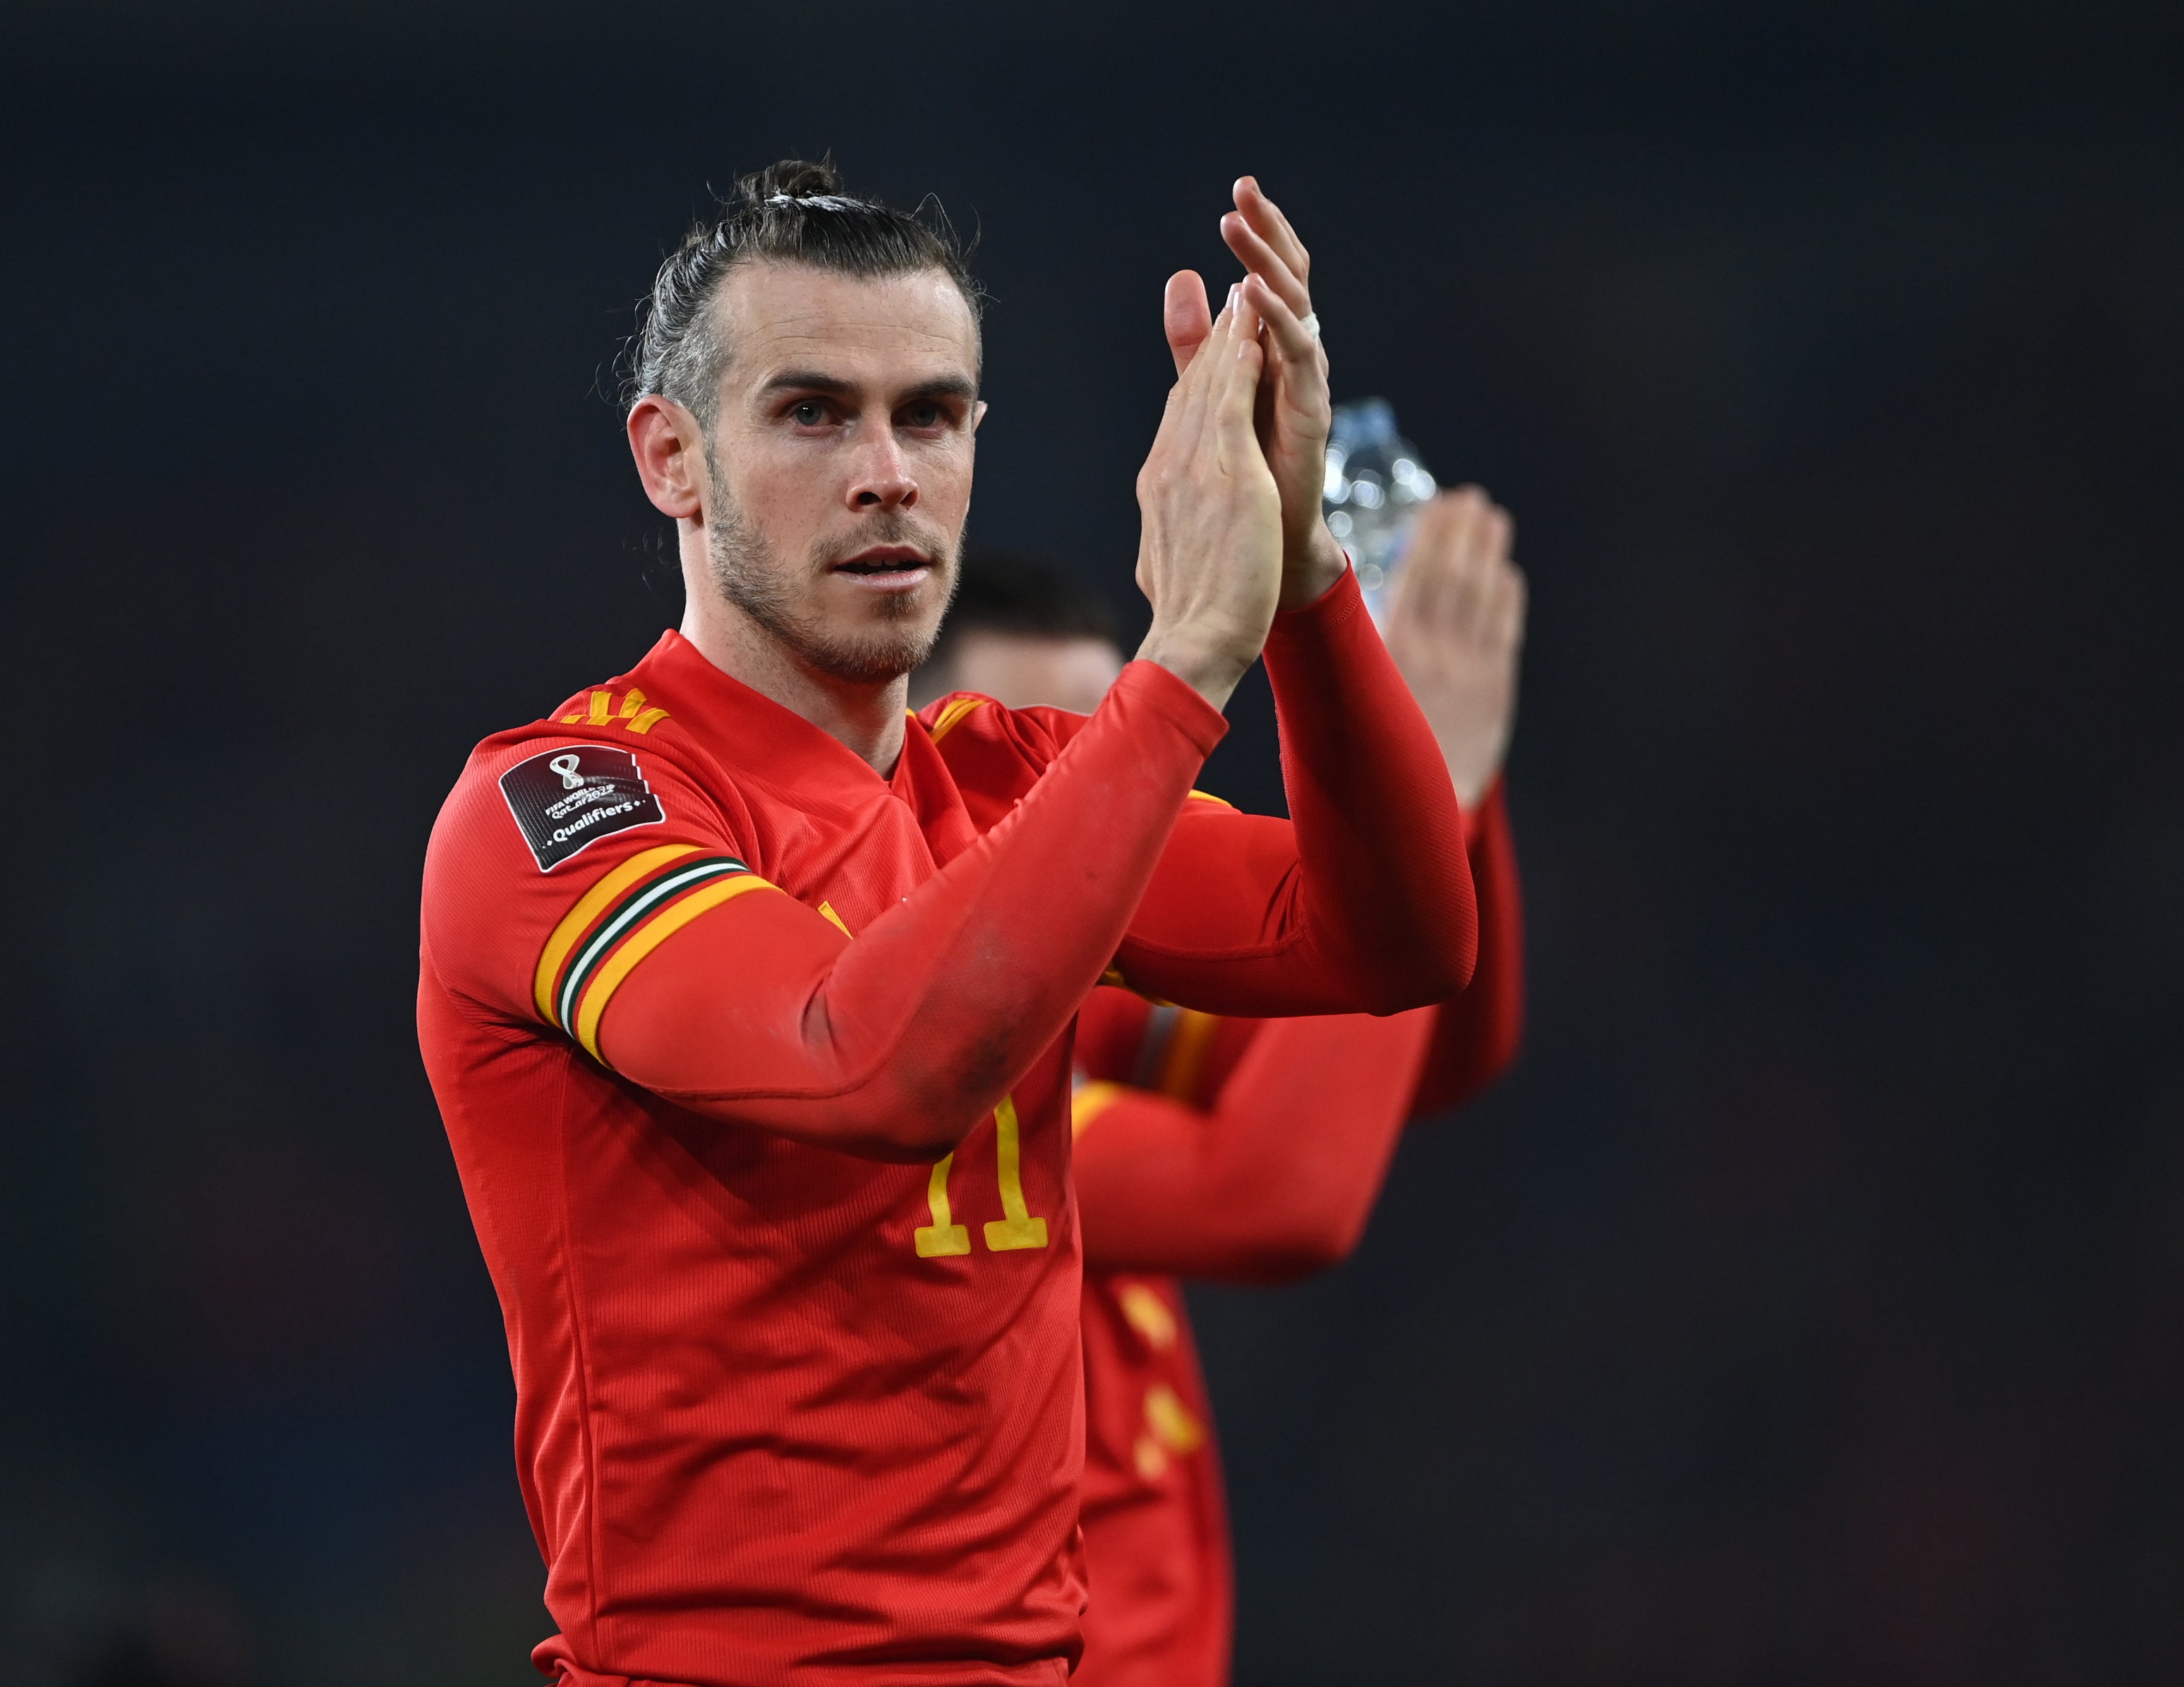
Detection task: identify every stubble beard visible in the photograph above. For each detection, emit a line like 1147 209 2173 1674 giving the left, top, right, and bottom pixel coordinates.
705 496 959 686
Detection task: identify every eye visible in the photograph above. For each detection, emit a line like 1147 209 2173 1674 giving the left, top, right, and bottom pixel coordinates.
903 400 946 429
789 399 828 427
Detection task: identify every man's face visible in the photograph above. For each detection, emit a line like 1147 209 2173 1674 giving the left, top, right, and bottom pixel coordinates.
943 630 1126 715
701 261 982 684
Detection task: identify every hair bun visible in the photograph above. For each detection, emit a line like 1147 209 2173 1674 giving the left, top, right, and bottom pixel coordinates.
629 152 982 423
736 156 845 209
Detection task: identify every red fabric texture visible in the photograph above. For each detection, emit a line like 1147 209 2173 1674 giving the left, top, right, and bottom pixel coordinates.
1111 559 1476 1015
1075 1010 1437 1282
595 657 1224 1154
1075 1274 1231 1687
1070 785 1523 1686
1411 783 1526 1118
414 567 1477 1687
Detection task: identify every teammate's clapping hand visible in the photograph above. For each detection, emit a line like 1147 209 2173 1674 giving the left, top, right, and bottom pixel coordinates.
1133 290 1284 711
1163 178 1348 612
1382 488 1528 809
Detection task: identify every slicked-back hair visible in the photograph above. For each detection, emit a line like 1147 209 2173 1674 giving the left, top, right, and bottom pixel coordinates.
625 156 984 433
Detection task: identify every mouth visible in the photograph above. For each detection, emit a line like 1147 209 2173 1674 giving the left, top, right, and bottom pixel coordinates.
830 545 937 591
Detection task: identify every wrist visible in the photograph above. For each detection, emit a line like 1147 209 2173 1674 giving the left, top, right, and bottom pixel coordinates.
1135 624 1252 712
1279 522 1351 612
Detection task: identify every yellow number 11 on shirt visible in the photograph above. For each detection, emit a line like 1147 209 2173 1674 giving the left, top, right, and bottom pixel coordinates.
915 1096 1049 1257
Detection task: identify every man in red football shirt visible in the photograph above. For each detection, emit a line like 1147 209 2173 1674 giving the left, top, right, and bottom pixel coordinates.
418 157 1480 1687
915 488 1527 1686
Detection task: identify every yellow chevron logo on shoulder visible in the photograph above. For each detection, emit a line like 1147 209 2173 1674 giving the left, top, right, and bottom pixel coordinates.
925 694 991 745
559 686 670 734
1185 789 1233 807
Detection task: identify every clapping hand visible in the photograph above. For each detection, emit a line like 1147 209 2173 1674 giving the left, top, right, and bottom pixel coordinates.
1382 488 1528 809
1163 178 1348 611
1132 286 1285 711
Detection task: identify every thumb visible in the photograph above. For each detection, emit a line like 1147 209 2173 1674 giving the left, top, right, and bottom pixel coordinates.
1164 270 1212 377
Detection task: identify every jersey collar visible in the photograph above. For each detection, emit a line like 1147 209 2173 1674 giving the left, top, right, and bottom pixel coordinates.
632 629 964 842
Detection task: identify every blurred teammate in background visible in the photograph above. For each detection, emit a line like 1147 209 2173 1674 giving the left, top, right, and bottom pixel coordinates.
915 490 1527 1687
418 158 1480 1686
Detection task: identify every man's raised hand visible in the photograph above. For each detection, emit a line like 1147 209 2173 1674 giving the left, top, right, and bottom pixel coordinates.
1164 177 1348 612
1133 290 1284 712
1382 488 1528 810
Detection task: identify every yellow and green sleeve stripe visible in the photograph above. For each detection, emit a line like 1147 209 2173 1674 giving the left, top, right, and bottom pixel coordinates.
531 842 776 1062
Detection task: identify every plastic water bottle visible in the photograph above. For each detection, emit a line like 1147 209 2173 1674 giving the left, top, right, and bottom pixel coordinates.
1322 399 1435 627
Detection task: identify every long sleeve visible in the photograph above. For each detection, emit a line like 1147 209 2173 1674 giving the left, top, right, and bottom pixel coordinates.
1073 1006 1437 1282
1072 780 1524 1278
424 659 1226 1162
1114 567 1478 1017
1408 778 1525 1119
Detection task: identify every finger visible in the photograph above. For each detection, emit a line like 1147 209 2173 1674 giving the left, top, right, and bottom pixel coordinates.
1497 563 1529 652
1476 493 1524 628
1441 497 1493 619
1485 500 1520 567
1231 285 1271 443
1220 211 1312 319
1454 495 1514 634
1233 176 1311 289
1381 552 1425 648
1216 327 1266 456
1447 503 1497 636
1416 490 1488 634
1241 272 1323 375
1470 502 1516 617
1150 298 1217 468
1207 293 1266 449
1229 279 1263 356
1471 562 1524 669
1164 270 1212 378
1430 495 1483 634
1174 289 1237 450
1391 493 1461 631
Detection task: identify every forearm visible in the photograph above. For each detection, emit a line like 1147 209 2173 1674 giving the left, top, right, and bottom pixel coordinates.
598 662 1225 1159
1267 563 1477 1005
1076 1008 1435 1281
1116 567 1477 1016
1409 780 1525 1119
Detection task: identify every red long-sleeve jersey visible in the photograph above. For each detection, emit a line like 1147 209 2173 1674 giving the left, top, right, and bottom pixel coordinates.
416 569 1476 1687
1068 787 1524 1687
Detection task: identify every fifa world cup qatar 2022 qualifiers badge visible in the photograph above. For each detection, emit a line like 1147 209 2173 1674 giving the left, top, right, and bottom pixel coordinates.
499 745 666 871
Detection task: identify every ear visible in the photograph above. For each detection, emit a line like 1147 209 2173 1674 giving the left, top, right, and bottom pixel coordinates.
973 399 989 433
627 394 706 521
1163 270 1212 377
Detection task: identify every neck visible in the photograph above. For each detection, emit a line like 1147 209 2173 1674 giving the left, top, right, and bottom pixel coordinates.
680 579 910 778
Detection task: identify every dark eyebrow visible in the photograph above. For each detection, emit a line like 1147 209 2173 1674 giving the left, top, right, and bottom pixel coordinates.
757 370 979 406
759 370 858 399
897 375 980 406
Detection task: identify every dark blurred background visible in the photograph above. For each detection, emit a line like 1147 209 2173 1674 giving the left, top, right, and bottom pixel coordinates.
4 1 2181 1681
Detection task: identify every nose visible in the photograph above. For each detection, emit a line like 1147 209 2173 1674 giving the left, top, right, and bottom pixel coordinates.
848 428 919 512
